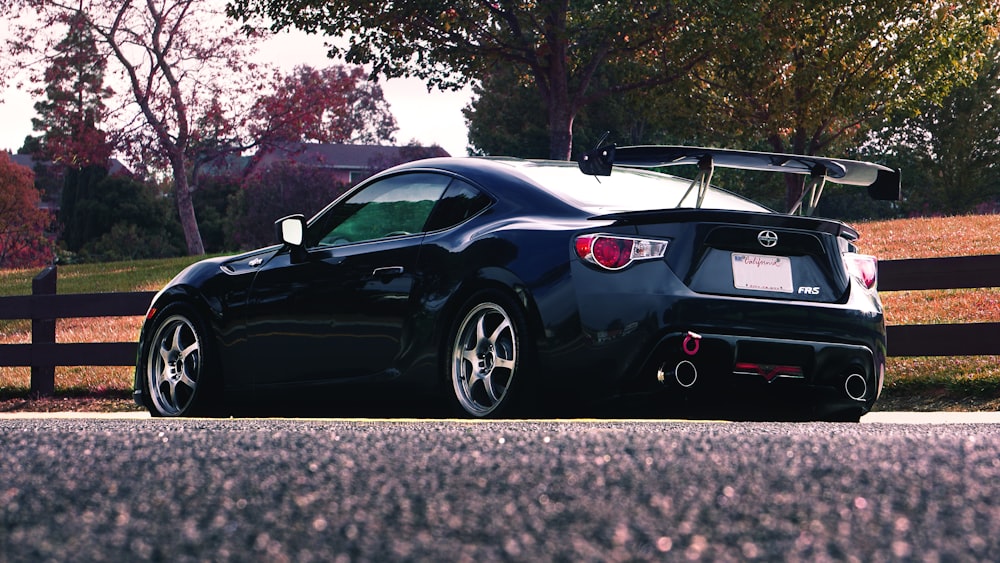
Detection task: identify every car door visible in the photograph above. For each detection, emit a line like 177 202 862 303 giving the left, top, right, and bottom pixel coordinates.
243 172 453 386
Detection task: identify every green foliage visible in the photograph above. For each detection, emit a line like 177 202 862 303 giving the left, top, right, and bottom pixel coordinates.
63 173 184 262
228 0 711 159
866 39 1000 216
464 64 697 159
60 165 108 252
463 68 550 159
694 0 996 154
192 175 242 254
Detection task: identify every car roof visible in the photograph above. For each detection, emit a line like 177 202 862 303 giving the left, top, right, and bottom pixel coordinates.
392 157 771 215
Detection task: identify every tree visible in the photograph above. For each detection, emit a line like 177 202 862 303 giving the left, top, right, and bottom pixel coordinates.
74 174 184 261
7 0 271 256
226 162 350 250
227 0 712 160
26 9 116 254
869 37 1000 216
248 65 397 145
30 10 113 169
0 152 53 268
464 62 697 158
188 64 398 188
689 0 998 211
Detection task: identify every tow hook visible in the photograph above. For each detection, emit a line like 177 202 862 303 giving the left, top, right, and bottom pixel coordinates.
682 331 702 356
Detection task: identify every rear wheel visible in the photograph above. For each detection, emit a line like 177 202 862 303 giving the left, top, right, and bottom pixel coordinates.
448 292 531 418
143 305 217 417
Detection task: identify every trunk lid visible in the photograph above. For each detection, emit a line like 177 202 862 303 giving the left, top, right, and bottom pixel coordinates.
595 209 854 303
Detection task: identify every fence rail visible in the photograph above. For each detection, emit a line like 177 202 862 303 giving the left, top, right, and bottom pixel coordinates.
880 254 1000 357
0 266 155 395
2 256 999 396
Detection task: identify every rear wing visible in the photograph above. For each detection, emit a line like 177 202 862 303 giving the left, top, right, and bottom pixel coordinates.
578 145 901 216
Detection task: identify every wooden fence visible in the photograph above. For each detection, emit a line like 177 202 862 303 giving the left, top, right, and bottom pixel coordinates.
1 257 999 396
0 266 156 396
879 254 1000 357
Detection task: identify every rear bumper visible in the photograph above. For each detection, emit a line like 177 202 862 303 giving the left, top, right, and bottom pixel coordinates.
641 331 882 412
542 271 886 414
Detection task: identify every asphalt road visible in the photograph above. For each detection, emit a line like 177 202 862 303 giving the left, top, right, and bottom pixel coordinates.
2 416 999 561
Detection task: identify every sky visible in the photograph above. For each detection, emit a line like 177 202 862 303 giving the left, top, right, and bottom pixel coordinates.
0 29 474 158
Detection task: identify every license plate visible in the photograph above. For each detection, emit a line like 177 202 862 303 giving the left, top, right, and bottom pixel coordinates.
732 253 793 293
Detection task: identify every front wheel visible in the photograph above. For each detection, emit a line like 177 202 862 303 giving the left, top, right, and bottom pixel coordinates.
448 292 532 418
142 305 217 417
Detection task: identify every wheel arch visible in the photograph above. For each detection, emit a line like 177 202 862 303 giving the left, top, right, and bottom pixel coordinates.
136 286 228 403
434 268 545 365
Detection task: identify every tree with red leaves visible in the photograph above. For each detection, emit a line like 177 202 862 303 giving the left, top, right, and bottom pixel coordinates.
249 65 397 146
7 0 268 256
0 153 53 268
193 64 397 184
6 2 398 256
30 10 113 169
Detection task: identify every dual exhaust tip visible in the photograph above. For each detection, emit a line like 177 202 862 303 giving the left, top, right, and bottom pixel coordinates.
657 360 698 388
657 360 869 402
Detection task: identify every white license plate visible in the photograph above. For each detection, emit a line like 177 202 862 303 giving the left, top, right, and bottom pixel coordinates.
732 253 793 293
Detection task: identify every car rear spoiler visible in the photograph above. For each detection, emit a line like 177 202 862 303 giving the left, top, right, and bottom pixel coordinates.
578 144 901 215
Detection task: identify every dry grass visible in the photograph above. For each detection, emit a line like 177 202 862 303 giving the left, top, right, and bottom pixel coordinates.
857 214 1000 259
4 215 1000 412
854 214 1000 411
0 256 204 411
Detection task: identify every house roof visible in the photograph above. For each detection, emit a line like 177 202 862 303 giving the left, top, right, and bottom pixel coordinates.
7 152 131 176
9 154 34 169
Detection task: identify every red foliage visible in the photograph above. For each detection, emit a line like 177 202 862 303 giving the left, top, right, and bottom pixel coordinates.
248 65 398 146
0 153 54 268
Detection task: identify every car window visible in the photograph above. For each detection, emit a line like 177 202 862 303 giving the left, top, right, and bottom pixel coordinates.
424 179 493 232
307 173 451 247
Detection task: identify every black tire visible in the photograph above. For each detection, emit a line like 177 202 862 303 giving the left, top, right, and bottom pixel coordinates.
445 290 534 418
141 303 220 417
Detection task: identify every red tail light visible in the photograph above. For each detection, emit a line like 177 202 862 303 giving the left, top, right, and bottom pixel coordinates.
844 253 877 290
575 235 668 270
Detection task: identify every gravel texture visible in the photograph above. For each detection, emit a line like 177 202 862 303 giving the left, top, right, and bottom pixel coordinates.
2 418 999 561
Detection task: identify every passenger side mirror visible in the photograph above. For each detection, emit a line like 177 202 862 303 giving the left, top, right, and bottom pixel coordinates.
275 214 306 247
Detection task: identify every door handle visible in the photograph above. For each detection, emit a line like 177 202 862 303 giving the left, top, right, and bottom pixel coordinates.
371 266 405 279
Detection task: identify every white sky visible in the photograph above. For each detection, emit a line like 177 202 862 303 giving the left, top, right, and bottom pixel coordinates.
0 29 474 158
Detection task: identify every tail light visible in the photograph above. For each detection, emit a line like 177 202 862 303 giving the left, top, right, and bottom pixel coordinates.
575 234 668 270
844 253 877 290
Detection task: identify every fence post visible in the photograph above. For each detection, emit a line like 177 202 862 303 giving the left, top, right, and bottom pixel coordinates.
30 266 57 397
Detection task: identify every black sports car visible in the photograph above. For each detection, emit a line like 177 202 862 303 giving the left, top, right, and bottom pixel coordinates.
134 145 898 420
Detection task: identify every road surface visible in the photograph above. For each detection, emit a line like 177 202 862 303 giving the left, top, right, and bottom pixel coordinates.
1 414 998 560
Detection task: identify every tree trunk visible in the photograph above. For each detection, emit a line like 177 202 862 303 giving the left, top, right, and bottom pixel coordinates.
548 103 575 161
170 156 205 256
770 133 808 213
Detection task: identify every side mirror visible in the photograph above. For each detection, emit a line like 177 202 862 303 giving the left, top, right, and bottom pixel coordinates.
274 214 306 247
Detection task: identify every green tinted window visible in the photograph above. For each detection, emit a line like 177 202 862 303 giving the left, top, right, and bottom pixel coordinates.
308 173 451 247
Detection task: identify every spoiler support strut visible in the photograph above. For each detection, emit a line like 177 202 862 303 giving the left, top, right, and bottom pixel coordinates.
578 144 900 214
788 165 829 216
679 155 714 209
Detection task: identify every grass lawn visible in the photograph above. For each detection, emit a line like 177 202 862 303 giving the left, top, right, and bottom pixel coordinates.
3 214 1000 412
0 255 208 411
856 214 1000 411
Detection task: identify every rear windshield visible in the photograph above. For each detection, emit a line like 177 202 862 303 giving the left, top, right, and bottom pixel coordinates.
509 160 771 214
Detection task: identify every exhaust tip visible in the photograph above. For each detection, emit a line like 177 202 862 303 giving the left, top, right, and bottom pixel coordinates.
675 360 698 388
845 373 867 402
